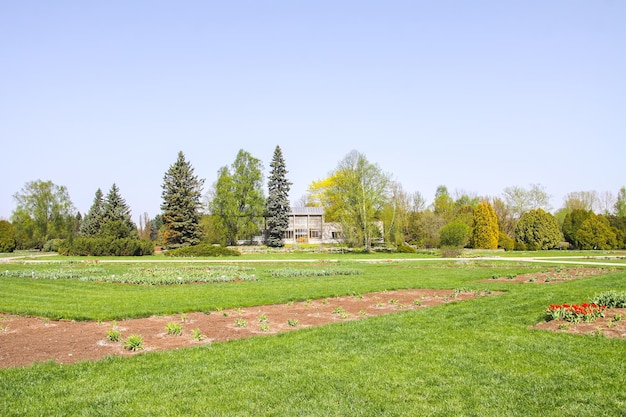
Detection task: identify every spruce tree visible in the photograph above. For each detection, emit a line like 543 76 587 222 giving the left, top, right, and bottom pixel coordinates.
265 146 291 247
161 151 205 249
102 183 137 239
79 188 105 237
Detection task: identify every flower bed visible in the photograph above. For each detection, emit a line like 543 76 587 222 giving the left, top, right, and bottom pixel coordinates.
546 303 607 323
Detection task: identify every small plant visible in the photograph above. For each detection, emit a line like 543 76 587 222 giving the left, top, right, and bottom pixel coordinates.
376 302 385 308
388 298 399 305
287 301 294 306
259 323 270 332
557 323 570 331
235 318 247 328
322 300 328 305
191 328 204 341
123 334 144 351
354 293 363 300
166 322 183 336
287 318 299 327
106 329 121 342
305 299 312 308
258 313 268 323
359 310 367 316
180 313 187 323
413 299 422 306
613 314 623 322
333 306 346 315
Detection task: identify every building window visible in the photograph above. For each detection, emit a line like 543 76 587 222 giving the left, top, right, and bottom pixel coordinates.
310 230 321 239
284 230 294 239
331 231 342 239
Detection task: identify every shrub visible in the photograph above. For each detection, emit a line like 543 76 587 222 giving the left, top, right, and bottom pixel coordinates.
440 221 471 248
0 220 16 253
58 237 154 256
440 246 463 258
498 232 515 251
591 291 626 308
106 330 121 342
166 322 183 336
43 239 64 253
397 243 417 253
164 244 241 257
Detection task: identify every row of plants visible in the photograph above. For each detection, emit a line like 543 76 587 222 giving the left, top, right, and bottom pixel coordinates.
163 244 241 257
545 290 626 323
79 266 257 285
268 267 363 278
58 237 154 256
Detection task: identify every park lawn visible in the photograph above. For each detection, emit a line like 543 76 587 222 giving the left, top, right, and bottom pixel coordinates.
0 259 625 416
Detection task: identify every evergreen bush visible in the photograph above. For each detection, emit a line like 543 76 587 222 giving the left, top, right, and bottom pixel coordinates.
59 237 154 256
164 244 240 257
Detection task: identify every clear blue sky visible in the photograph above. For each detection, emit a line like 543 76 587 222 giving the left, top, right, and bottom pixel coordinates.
1 1 624 221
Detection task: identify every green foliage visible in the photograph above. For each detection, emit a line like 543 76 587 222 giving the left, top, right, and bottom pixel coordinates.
514 208 561 250
101 184 137 239
106 329 121 342
164 244 240 257
161 151 205 249
439 221 471 248
265 145 291 247
0 220 17 253
209 150 265 245
77 265 255 285
166 322 183 336
316 150 391 251
191 328 204 341
58 237 154 256
575 214 618 250
396 243 417 253
497 231 514 251
42 238 64 252
123 334 144 351
471 202 499 249
79 188 105 237
440 246 464 258
562 209 592 249
11 180 76 249
591 291 626 308
269 268 363 278
613 186 626 216
607 215 626 249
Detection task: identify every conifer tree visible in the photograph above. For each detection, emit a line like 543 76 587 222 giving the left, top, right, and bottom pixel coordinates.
161 151 205 248
265 146 291 247
471 201 499 249
102 183 137 239
79 188 105 237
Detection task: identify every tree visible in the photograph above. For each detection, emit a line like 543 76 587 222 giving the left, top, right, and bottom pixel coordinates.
471 201 499 249
563 191 599 212
503 184 551 219
101 183 137 239
615 187 626 217
314 150 391 251
209 150 265 245
576 214 617 250
0 220 17 253
161 151 205 249
432 185 455 223
265 146 291 247
440 221 471 248
562 209 593 249
11 180 75 249
514 208 561 250
79 188 105 237
491 197 516 238
380 182 411 246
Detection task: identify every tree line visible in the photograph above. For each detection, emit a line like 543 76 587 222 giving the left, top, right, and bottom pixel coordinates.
1 146 625 254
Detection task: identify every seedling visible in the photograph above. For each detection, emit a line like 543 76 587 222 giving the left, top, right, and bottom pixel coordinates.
259 323 270 332
123 334 144 351
166 322 183 336
106 329 121 342
191 328 204 341
258 313 268 323
235 318 247 328
287 318 299 327
413 300 422 306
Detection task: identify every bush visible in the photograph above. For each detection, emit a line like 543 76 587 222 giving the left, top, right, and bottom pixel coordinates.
591 291 626 308
43 239 64 253
58 237 154 256
0 220 16 253
440 221 471 248
397 243 417 253
440 246 463 258
498 232 515 251
164 244 240 257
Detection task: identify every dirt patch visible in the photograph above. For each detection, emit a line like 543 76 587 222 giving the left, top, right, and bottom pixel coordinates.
0 289 494 369
533 308 626 338
483 267 614 284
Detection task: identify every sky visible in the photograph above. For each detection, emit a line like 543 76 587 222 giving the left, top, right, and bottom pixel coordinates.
1 1 625 221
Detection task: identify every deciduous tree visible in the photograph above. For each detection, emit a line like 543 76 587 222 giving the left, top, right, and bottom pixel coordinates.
0 220 17 253
11 180 76 249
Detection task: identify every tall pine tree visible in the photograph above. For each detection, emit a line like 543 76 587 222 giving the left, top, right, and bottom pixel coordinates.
265 146 291 247
161 151 205 248
80 188 105 237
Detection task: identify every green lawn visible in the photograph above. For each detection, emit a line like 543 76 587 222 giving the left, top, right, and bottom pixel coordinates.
0 257 625 416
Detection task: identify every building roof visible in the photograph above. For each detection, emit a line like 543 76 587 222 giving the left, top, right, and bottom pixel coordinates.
289 206 324 215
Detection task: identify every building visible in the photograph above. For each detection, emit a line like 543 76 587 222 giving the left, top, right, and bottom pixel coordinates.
283 207 342 245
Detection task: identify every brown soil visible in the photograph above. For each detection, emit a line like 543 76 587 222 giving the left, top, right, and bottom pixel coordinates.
0 288 492 369
483 267 614 283
533 308 626 338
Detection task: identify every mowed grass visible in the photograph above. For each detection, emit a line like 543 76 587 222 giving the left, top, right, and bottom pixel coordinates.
0 258 625 416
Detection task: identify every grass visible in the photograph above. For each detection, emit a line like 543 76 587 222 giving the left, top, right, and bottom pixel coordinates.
0 256 625 415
